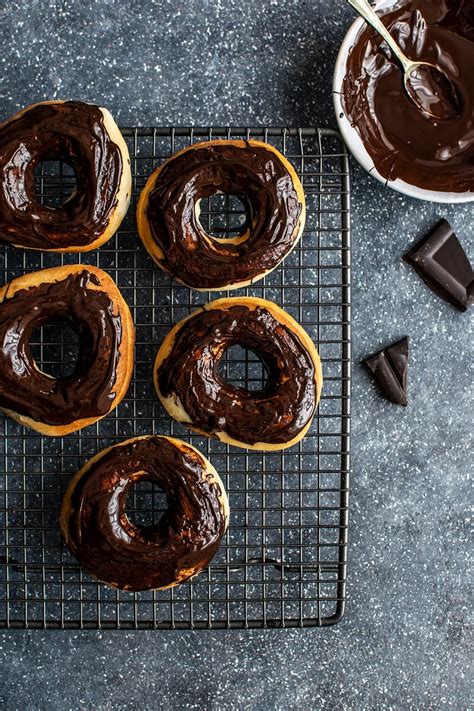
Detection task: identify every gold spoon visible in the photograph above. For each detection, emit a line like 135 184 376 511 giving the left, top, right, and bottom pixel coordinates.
345 0 460 120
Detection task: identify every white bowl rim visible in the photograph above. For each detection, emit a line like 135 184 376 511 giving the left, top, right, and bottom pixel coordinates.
333 0 474 204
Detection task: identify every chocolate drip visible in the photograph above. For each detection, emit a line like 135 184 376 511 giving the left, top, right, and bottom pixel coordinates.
157 304 317 445
63 437 227 591
0 269 122 426
363 337 409 406
0 101 124 249
404 220 474 312
342 0 474 193
145 141 303 289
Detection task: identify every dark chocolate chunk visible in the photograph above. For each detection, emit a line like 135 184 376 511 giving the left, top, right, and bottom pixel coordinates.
404 220 474 312
362 337 409 406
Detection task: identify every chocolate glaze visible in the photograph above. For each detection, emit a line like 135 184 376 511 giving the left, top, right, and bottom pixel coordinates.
63 436 227 591
363 336 409 406
0 101 124 249
145 141 303 289
0 269 122 426
342 0 474 193
404 219 474 311
157 303 317 446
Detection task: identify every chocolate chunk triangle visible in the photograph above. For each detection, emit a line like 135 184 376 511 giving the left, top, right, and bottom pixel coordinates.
362 337 409 406
404 220 474 312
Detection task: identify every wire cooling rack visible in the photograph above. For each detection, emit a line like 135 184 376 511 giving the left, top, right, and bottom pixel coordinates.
0 127 350 629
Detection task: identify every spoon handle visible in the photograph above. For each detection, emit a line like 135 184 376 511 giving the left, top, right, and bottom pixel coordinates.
345 0 411 70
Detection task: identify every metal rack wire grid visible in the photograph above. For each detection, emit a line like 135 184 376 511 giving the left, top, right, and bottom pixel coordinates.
0 127 351 629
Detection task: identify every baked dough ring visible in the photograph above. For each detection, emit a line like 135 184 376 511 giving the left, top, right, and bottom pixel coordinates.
137 139 306 291
60 435 229 591
154 297 323 450
0 100 131 251
0 264 134 435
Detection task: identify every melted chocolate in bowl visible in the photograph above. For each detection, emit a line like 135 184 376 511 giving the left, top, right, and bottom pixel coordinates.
0 270 122 426
342 0 474 193
63 437 227 591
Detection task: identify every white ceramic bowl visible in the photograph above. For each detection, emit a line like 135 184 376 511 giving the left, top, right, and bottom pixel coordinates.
333 0 474 204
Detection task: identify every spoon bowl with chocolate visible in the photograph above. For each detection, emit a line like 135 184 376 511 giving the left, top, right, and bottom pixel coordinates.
334 0 474 203
345 0 461 120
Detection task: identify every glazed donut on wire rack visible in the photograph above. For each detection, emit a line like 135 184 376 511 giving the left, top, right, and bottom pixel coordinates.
0 101 131 251
137 139 306 290
154 296 323 450
61 435 229 591
0 265 134 436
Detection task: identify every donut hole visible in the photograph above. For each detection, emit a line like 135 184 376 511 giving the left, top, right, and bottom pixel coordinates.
29 319 80 379
126 480 168 528
33 160 77 209
197 193 249 240
219 344 270 391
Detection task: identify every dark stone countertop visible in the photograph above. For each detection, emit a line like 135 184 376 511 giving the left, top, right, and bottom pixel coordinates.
0 1 472 709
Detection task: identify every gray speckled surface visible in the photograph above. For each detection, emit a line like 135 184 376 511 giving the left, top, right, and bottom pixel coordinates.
0 1 472 709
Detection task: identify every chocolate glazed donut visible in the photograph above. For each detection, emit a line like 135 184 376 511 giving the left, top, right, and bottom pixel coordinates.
137 140 306 291
155 297 323 451
0 265 134 435
0 101 131 251
60 436 229 591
